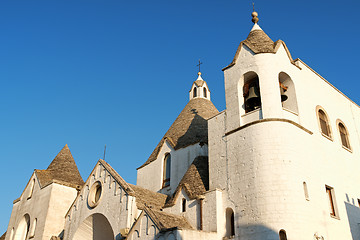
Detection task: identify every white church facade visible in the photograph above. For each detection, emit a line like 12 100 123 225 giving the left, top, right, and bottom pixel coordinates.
3 11 360 240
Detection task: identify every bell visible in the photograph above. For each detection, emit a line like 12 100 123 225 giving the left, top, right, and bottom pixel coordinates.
280 86 288 102
245 85 261 112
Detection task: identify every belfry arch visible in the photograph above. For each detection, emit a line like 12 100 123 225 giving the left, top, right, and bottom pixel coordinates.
279 72 298 114
72 213 114 240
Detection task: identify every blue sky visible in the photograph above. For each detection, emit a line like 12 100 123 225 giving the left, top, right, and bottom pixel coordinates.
1 0 360 234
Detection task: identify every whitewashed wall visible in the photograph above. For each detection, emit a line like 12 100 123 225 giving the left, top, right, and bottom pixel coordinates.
137 141 208 195
208 39 360 239
64 162 139 240
5 174 78 240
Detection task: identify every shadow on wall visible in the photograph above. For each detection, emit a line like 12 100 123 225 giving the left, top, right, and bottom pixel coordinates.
345 199 360 240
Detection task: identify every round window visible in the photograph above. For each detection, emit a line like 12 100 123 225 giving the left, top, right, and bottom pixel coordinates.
88 181 102 208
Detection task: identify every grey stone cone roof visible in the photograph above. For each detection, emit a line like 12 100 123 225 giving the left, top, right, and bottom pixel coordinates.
145 207 193 231
166 156 208 206
223 25 291 71
35 145 84 189
243 29 276 53
138 98 218 169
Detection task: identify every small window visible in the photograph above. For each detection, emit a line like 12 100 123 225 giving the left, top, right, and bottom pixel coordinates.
279 229 287 240
203 88 207 98
88 181 102 208
318 109 331 138
27 179 35 199
29 218 37 238
303 182 309 201
193 87 197 98
163 154 171 188
225 208 235 237
338 122 351 149
326 185 338 218
182 198 186 212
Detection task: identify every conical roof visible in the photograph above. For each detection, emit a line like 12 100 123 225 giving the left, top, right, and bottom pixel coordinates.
138 98 219 169
243 24 276 53
35 145 84 188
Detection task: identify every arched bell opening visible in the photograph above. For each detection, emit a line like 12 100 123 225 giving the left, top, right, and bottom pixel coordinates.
279 72 298 114
72 213 114 240
242 72 261 114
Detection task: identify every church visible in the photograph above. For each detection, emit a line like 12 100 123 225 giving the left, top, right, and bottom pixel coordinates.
3 10 360 240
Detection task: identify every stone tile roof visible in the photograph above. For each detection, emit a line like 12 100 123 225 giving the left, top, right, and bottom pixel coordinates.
223 24 294 71
243 29 276 53
0 232 6 240
194 79 205 87
35 145 84 189
166 156 208 206
129 184 168 210
146 207 193 231
138 98 218 169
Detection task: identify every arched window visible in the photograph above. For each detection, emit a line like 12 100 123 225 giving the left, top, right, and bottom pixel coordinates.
243 72 261 113
279 229 287 240
338 122 351 149
163 154 171 188
14 214 30 240
182 198 186 212
225 208 235 237
317 109 331 138
203 88 207 98
193 87 197 98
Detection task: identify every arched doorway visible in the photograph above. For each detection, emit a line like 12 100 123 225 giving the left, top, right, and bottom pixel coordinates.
73 213 114 240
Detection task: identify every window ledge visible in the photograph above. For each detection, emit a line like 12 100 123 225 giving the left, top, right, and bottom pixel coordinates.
321 133 333 142
342 145 352 153
330 214 340 220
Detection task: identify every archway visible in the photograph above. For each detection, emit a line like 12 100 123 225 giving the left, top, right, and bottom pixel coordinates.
73 213 114 240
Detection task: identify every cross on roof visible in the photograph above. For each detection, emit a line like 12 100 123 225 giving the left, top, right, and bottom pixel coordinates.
196 59 203 73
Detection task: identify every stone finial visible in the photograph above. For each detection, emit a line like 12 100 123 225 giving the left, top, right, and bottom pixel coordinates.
252 11 259 24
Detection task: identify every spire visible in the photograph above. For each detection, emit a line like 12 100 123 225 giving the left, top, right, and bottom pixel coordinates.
46 144 84 187
189 61 211 101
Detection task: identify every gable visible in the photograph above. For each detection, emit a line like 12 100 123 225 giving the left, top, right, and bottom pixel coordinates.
13 172 38 204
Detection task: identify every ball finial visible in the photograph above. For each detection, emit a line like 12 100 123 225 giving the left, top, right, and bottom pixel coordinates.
252 11 259 23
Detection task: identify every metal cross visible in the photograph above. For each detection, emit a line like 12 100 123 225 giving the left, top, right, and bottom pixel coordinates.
196 59 203 72
253 2 255 12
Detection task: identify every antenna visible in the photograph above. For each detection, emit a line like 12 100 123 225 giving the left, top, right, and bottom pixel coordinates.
103 144 106 161
253 2 255 12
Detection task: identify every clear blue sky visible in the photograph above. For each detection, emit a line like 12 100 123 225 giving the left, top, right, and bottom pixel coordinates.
1 0 360 234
